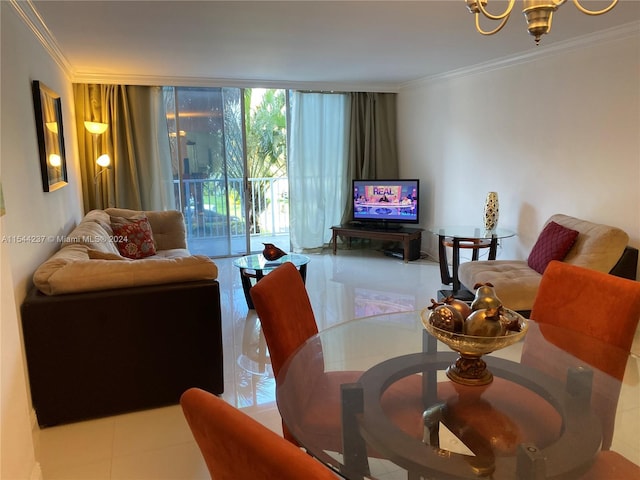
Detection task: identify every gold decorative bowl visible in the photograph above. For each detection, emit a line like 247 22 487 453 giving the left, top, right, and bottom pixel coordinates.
420 308 529 386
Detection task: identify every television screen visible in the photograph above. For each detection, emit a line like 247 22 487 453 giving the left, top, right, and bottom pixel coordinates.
352 179 419 225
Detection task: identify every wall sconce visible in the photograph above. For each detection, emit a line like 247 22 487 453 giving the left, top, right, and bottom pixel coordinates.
84 121 109 135
85 121 111 207
94 154 111 192
84 121 110 165
94 153 111 207
95 153 111 181
96 154 111 169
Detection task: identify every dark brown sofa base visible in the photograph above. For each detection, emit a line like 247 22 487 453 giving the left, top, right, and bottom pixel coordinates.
21 280 223 427
610 245 639 281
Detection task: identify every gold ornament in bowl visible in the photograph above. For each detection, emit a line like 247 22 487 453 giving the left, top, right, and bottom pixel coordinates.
420 307 529 386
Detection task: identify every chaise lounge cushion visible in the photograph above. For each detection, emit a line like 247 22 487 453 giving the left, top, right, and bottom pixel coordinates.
34 250 217 295
458 214 630 312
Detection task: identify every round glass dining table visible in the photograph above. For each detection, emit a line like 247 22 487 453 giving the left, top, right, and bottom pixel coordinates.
276 311 639 480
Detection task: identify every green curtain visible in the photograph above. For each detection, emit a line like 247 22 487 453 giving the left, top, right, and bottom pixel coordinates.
340 92 399 224
73 84 174 212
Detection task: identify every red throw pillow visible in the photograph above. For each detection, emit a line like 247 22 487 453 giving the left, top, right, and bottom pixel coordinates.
527 221 579 274
110 215 157 259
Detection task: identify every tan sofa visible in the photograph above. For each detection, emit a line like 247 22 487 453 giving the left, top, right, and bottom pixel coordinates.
21 208 223 426
33 208 217 295
458 214 637 313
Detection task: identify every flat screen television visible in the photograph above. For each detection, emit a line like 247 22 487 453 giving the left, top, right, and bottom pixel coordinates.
352 179 419 227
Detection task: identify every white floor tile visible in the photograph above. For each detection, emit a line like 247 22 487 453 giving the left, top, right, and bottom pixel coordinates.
35 417 115 473
110 442 208 480
111 405 194 457
42 459 112 480
33 247 640 478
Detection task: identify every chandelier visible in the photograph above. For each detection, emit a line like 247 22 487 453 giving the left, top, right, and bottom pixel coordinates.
465 0 618 44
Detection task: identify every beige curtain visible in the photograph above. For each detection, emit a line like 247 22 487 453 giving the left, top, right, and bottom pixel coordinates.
74 84 174 212
341 92 399 224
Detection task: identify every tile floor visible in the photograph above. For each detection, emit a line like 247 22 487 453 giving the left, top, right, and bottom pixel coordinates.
33 247 444 479
32 247 640 479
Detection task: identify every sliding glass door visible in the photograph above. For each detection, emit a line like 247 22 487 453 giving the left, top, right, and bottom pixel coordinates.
164 87 290 257
244 89 289 253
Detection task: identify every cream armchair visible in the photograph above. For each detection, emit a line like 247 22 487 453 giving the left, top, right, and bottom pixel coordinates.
458 214 638 314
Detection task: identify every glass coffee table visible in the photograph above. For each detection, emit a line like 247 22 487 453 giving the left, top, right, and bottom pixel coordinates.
232 253 310 309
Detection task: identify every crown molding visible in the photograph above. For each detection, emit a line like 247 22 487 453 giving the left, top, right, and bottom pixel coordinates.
14 0 396 92
400 20 640 91
69 72 400 93
14 0 637 93
10 0 74 79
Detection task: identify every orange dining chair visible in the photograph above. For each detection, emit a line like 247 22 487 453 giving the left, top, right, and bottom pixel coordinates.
524 261 640 446
180 388 338 480
436 260 640 474
527 259 640 362
525 260 640 478
249 261 425 451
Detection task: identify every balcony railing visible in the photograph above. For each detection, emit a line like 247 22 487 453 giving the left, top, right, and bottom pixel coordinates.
175 177 289 241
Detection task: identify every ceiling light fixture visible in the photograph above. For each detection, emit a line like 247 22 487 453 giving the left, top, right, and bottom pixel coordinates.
465 0 618 44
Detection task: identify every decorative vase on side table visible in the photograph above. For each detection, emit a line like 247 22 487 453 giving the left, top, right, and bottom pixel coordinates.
483 191 499 231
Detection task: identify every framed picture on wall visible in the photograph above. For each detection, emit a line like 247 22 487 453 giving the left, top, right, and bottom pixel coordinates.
32 80 68 192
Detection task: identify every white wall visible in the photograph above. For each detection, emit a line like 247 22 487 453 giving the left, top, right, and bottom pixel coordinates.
398 29 640 268
1 4 83 478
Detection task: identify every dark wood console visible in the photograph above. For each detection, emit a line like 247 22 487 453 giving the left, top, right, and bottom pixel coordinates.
330 224 422 262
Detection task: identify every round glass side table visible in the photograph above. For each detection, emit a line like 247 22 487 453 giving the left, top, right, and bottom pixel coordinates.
428 226 516 300
232 253 310 309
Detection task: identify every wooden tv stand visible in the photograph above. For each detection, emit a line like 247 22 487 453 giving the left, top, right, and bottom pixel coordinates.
331 224 423 262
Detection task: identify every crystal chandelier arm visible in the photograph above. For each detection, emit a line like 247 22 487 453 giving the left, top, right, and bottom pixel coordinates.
476 0 516 20
572 0 618 15
475 13 510 35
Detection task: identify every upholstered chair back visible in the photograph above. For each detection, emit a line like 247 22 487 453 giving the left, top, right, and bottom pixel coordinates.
250 261 426 452
249 261 321 443
528 260 640 375
250 261 319 378
525 260 640 450
180 388 337 480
